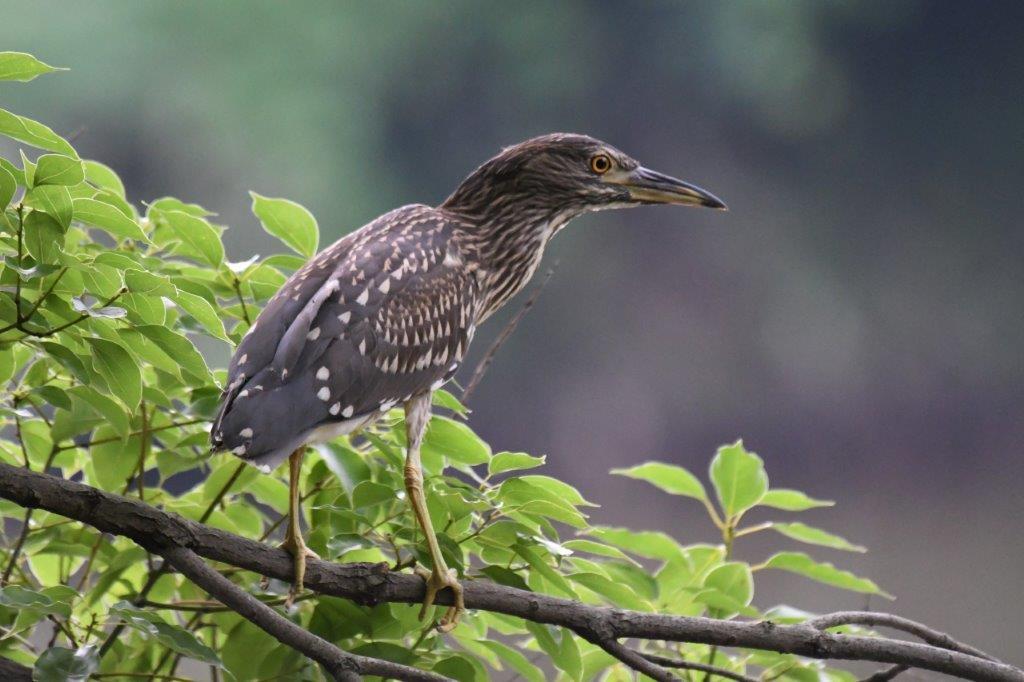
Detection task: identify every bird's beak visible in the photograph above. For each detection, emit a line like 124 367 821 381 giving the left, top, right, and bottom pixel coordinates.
612 166 727 210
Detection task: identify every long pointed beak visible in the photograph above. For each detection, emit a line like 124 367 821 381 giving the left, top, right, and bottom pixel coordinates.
618 166 727 210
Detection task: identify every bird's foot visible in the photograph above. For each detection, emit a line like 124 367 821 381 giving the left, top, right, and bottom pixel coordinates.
414 565 464 632
279 534 320 607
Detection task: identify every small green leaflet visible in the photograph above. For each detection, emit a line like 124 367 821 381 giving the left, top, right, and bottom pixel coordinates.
709 440 768 518
759 488 834 511
158 209 225 267
33 153 85 186
249 191 319 258
762 551 892 598
84 337 142 409
32 646 98 682
0 165 15 209
27 184 73 230
611 461 707 501
72 197 148 242
0 107 77 157
770 522 866 552
0 51 66 82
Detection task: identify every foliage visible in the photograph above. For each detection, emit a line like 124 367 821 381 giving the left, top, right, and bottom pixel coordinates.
0 54 889 681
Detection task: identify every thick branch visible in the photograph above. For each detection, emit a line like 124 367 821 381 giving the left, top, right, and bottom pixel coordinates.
1 463 1021 682
159 546 446 682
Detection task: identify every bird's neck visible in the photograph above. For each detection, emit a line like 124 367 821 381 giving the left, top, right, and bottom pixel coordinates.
443 198 580 320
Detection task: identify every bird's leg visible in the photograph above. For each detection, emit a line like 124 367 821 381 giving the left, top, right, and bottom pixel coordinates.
280 447 319 606
404 393 464 631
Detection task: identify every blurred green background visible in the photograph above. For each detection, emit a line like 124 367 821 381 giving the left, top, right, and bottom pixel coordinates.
3 0 1022 664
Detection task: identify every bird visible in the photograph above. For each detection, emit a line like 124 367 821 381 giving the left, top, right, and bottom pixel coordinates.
210 133 725 630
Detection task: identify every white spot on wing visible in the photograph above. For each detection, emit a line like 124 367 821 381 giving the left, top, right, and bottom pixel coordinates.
316 366 330 380
239 428 253 438
307 327 321 341
378 278 390 294
329 402 341 415
356 289 369 305
342 405 354 418
317 386 331 401
338 311 351 324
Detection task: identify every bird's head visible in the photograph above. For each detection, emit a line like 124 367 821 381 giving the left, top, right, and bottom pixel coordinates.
442 133 726 220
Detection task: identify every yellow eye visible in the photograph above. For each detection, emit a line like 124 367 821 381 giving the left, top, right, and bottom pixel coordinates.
590 153 612 174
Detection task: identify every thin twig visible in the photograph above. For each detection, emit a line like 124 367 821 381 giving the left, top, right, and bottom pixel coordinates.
592 638 675 681
641 652 756 682
807 611 1000 663
859 665 909 682
461 266 555 403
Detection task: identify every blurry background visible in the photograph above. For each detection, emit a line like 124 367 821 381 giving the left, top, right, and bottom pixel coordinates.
3 0 1021 666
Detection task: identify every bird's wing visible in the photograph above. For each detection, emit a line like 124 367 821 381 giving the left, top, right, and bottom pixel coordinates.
211 206 480 467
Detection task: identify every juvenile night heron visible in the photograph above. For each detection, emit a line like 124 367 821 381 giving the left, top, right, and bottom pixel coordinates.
210 133 725 629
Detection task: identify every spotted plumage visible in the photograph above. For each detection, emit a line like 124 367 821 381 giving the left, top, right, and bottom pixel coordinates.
209 132 725 627
211 204 483 470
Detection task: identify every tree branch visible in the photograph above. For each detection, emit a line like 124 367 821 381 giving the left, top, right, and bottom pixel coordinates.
1 463 1021 682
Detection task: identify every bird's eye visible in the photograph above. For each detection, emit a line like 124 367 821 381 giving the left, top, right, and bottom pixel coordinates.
589 154 612 175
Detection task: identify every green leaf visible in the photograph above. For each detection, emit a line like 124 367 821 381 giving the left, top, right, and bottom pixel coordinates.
759 489 834 511
135 325 212 382
518 475 596 507
82 160 125 198
770 522 866 552
513 541 578 598
22 211 64 263
0 108 77 156
171 289 230 341
27 184 73 230
352 480 397 509
72 197 147 242
611 461 707 501
704 562 754 611
709 440 768 518
0 585 71 617
249 191 319 258
0 165 15 209
84 337 142 409
110 601 222 665
90 426 140 490
33 154 84 186
159 209 224 267
66 385 130 439
424 415 491 466
489 451 545 476
32 646 97 682
562 539 639 565
587 527 685 561
0 51 65 82
479 640 545 682
762 551 892 598
569 572 648 610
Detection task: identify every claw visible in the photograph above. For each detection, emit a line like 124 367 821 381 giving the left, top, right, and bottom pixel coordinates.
280 534 320 607
415 565 464 631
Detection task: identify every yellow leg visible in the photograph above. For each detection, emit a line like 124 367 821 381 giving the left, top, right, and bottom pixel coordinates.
404 394 464 631
280 448 319 606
